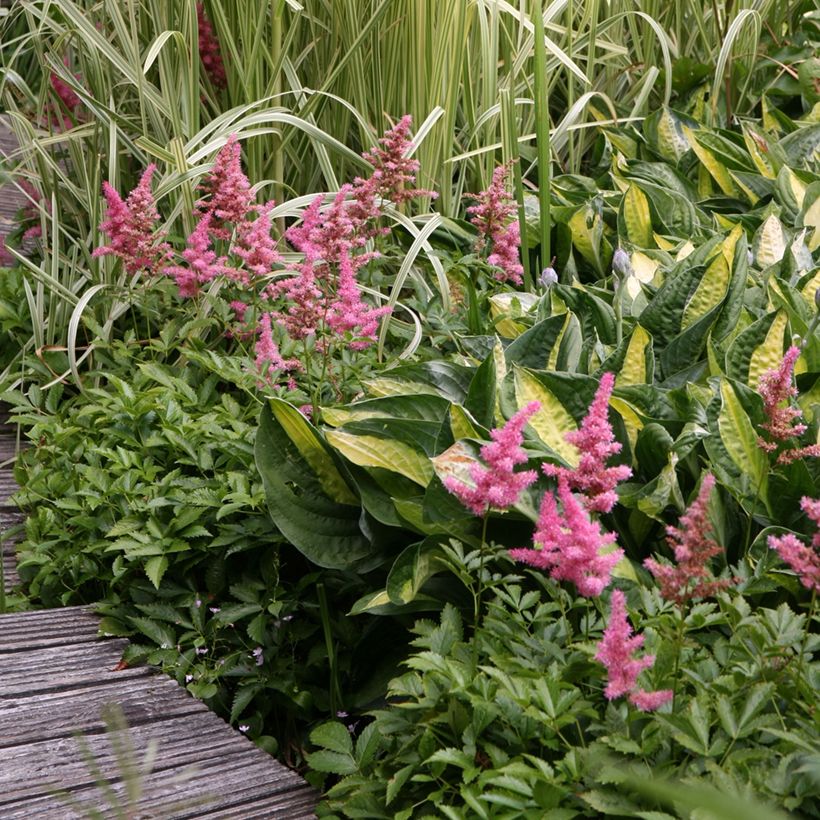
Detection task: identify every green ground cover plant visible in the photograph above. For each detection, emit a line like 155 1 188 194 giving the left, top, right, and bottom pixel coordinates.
1 1 819 816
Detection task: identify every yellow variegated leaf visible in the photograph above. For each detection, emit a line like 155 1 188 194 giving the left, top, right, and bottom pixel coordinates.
748 311 788 388
783 167 807 211
800 269 820 308
754 214 787 267
609 396 644 456
547 313 572 371
270 400 358 505
623 184 653 247
363 378 439 398
654 233 676 251
676 240 696 261
489 292 538 339
685 126 737 196
800 192 820 251
513 368 578 465
449 405 480 440
431 440 476 487
618 325 651 386
551 290 568 315
731 172 761 205
492 340 506 424
717 380 768 491
627 252 660 299
742 125 776 179
657 108 691 162
682 225 741 328
325 430 433 486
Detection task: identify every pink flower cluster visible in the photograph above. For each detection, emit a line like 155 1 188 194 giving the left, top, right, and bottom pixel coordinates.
467 165 524 285
768 496 820 593
644 474 734 605
544 372 632 514
94 117 429 386
93 165 172 276
595 589 673 711
510 474 623 597
197 3 227 90
444 402 540 516
510 372 630 597
758 346 820 464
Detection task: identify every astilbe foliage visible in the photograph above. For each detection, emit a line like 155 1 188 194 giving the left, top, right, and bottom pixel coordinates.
768 496 820 593
509 473 623 597
644 474 734 604
544 371 632 513
758 346 820 463
466 165 524 285
444 402 540 516
93 165 172 276
595 589 673 711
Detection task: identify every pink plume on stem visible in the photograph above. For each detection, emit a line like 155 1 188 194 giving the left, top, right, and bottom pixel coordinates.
466 165 523 285
232 202 281 277
93 165 172 276
510 473 623 597
545 371 632 514
767 496 820 593
196 135 254 236
444 402 540 516
163 212 229 298
643 474 734 604
197 3 227 90
595 589 672 711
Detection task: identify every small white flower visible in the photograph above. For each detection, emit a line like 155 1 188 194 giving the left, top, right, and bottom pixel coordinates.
239 724 250 733
185 674 193 683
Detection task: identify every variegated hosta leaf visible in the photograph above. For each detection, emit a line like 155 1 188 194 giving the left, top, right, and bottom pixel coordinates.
798 181 820 251
753 214 787 268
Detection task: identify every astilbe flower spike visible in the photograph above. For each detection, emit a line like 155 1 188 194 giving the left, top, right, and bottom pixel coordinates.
231 202 280 280
197 3 227 90
93 164 172 276
510 473 624 597
758 346 820 463
767 496 820 593
444 402 540 516
255 311 299 385
595 589 673 711
644 474 734 604
196 135 254 236
545 371 632 513
163 213 229 298
467 165 524 285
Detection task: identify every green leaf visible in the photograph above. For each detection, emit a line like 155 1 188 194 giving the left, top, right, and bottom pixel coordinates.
620 183 653 247
269 398 357 505
230 684 262 724
310 721 353 755
143 555 168 590
255 404 376 570
513 368 578 465
386 538 444 605
325 429 433 487
306 749 357 775
464 350 497 430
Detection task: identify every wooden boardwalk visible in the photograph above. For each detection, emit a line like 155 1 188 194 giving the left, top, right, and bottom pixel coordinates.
0 445 318 817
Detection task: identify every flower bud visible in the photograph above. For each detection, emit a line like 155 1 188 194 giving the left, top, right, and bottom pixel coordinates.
539 266 558 287
612 247 633 277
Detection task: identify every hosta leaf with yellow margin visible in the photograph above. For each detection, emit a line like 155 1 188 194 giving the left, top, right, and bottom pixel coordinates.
547 313 572 371
776 166 807 214
450 405 481 440
621 183 654 247
325 430 433 487
656 107 691 163
568 199 612 275
798 182 820 251
513 367 578 465
753 214 787 267
488 292 539 339
609 396 644 458
270 399 358 505
717 380 768 495
364 378 439 398
682 225 741 329
618 325 653 386
748 310 789 389
741 123 777 178
800 269 820 308
685 125 737 196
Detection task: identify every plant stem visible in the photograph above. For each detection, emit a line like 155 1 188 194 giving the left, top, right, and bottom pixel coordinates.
472 512 490 668
316 582 342 717
671 608 686 710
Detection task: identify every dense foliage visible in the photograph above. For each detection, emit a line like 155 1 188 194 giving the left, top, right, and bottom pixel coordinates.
2 1 820 817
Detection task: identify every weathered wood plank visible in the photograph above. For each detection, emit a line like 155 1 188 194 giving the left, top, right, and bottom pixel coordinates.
0 606 105 649
0 469 18 507
0 674 208 747
0 714 254 805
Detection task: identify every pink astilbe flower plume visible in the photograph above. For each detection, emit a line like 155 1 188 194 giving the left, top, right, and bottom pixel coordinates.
758 346 820 463
545 372 632 513
255 312 300 385
93 165 172 276
444 402 540 516
197 3 227 90
196 135 254 236
644 474 734 604
595 590 673 711
163 213 229 298
467 165 523 285
231 202 280 279
767 496 820 593
510 473 624 597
